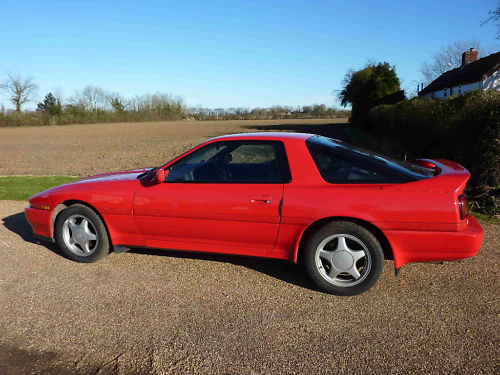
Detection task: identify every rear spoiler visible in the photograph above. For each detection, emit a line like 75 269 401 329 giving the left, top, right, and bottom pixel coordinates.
409 159 442 175
391 158 470 194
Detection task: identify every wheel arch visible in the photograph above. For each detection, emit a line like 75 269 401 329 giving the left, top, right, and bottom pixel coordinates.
293 216 393 263
51 200 112 245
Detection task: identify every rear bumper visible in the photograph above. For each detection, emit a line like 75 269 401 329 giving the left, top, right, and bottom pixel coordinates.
25 207 53 240
385 216 484 268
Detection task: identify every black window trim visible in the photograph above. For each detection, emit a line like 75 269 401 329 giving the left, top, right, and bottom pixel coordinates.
164 139 292 184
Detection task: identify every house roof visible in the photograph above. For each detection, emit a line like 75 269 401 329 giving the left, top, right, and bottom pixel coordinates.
418 52 500 96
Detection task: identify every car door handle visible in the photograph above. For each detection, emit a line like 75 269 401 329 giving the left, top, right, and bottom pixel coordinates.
250 196 272 204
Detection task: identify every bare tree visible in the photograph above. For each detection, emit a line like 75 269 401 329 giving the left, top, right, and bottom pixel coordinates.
420 40 485 84
0 73 38 112
71 86 109 112
52 87 63 104
482 4 500 39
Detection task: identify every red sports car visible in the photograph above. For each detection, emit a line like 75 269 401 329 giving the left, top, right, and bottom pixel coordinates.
25 133 483 295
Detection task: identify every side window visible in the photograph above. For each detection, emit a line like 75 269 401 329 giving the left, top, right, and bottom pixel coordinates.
166 141 290 183
165 142 230 182
229 144 276 164
308 145 403 183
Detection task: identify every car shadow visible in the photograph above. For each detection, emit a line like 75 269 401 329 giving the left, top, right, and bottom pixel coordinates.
0 343 77 375
2 212 63 257
129 247 316 291
243 121 350 141
2 211 317 291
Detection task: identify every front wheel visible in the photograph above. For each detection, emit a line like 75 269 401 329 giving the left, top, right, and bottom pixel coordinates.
304 221 384 295
55 204 110 262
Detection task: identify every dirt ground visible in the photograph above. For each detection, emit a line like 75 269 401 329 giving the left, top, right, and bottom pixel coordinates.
0 119 499 374
0 118 347 176
1 201 499 374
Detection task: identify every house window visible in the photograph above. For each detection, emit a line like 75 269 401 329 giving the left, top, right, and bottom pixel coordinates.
459 85 462 94
444 88 447 97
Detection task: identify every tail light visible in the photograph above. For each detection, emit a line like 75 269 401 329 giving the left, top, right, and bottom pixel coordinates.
458 193 468 220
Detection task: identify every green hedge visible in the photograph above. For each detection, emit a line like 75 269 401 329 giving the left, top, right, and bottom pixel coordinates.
365 90 499 215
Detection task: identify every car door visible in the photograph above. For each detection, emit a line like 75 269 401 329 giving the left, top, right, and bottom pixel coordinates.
133 140 291 255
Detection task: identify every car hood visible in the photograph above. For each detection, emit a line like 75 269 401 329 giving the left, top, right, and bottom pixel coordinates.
28 168 148 202
75 168 149 183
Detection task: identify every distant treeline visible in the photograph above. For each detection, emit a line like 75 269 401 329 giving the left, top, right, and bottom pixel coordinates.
0 87 186 126
187 104 349 121
0 86 348 127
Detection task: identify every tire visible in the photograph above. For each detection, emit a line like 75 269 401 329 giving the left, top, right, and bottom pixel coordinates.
54 204 110 263
303 221 384 296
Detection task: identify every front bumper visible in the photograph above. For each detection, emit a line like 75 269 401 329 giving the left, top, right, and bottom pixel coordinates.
385 215 484 269
25 207 53 241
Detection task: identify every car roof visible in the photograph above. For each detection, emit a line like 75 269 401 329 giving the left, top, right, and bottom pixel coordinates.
210 132 314 142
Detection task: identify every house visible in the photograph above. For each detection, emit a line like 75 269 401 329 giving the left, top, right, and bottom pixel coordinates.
418 48 500 99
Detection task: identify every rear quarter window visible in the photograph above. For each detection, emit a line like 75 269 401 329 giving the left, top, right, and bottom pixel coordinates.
306 136 427 184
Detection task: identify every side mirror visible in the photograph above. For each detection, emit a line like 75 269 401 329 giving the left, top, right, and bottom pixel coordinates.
155 169 168 184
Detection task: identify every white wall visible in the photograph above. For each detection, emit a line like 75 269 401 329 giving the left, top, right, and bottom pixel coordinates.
422 81 482 99
483 70 500 91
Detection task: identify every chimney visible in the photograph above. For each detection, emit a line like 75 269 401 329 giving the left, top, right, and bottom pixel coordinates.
462 48 478 66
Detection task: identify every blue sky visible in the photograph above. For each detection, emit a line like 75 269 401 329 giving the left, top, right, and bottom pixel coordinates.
1 0 499 109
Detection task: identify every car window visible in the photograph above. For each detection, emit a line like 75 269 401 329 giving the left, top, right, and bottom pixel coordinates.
306 136 420 184
229 144 276 164
310 147 396 183
181 143 226 164
307 136 433 179
165 140 291 183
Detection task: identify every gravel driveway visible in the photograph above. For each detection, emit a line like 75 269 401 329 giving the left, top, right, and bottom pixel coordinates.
1 200 498 374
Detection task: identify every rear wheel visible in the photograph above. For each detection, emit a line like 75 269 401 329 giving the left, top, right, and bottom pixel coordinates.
55 204 110 262
304 221 384 295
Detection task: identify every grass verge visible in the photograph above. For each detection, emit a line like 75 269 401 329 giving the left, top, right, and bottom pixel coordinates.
470 210 500 224
0 176 79 201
